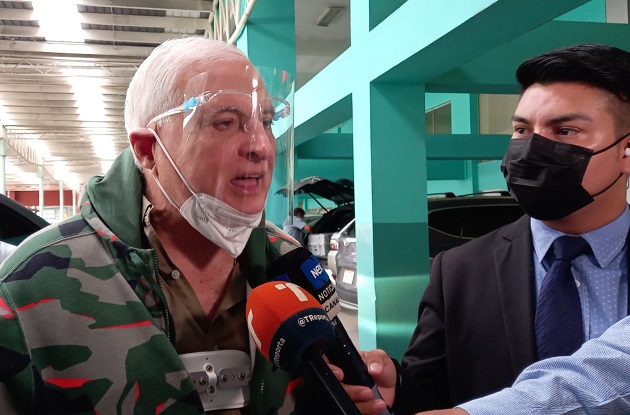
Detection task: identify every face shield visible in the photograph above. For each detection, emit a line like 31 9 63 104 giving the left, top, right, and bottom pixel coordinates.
145 64 294 257
148 74 291 145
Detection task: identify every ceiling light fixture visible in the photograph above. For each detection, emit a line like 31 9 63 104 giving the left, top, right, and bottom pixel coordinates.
32 0 83 42
316 6 345 27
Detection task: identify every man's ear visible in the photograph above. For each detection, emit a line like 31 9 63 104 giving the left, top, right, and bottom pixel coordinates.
129 128 157 169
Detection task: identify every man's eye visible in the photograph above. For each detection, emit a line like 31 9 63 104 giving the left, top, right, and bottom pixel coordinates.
513 126 528 135
263 118 274 129
558 128 574 135
214 119 235 130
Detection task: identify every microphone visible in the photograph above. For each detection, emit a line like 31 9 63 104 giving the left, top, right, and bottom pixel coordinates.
267 248 393 414
246 281 361 415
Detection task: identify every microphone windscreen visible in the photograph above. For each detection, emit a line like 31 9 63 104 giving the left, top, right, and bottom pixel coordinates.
246 281 335 372
267 247 341 319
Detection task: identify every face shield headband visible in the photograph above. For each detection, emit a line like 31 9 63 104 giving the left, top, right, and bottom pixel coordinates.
146 89 291 141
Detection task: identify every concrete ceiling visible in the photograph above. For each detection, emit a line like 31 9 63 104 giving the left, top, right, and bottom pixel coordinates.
0 0 350 191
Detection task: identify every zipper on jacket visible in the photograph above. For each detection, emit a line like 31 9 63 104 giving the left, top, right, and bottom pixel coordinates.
151 249 172 342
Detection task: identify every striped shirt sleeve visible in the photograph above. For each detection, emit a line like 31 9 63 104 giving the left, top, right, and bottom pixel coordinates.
459 315 630 415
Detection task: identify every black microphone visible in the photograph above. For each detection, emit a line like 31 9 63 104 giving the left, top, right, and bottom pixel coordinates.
267 247 393 414
246 281 361 415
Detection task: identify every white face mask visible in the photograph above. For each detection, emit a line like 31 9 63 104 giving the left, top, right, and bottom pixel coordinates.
147 128 263 258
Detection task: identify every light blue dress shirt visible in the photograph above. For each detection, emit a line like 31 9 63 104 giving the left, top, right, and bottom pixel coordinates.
458 207 630 414
530 206 629 339
282 215 308 246
460 314 630 414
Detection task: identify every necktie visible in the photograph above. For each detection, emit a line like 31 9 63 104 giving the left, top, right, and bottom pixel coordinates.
535 235 591 360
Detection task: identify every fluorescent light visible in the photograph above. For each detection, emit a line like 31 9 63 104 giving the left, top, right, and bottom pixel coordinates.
32 0 83 42
316 6 345 27
91 135 118 162
100 160 114 173
29 139 51 160
69 79 108 122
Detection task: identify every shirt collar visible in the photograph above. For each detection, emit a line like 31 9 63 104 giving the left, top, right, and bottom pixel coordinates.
531 205 630 267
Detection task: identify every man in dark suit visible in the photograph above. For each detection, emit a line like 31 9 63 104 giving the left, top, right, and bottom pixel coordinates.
333 43 630 415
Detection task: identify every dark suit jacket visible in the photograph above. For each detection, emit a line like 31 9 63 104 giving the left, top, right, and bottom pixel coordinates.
392 215 630 414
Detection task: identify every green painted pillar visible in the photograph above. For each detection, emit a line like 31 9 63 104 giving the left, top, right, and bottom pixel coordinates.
354 80 430 360
237 0 296 226
469 94 481 193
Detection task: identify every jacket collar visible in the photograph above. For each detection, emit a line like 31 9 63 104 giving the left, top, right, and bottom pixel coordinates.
82 148 146 248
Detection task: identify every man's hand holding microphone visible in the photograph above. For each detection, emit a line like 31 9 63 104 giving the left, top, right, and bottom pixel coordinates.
329 348 397 415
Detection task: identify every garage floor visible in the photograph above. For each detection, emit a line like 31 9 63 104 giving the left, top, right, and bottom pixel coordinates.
337 307 359 347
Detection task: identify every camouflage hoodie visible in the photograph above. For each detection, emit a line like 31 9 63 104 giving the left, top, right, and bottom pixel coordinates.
0 148 305 415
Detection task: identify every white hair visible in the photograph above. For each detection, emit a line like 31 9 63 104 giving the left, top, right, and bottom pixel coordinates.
124 36 249 135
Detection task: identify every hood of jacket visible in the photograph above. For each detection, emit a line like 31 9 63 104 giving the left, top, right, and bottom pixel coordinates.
82 147 146 248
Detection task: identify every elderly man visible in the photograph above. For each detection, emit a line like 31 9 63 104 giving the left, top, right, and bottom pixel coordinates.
0 37 316 414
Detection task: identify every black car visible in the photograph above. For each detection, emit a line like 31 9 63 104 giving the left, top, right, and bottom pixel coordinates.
334 193 525 309
0 193 49 247
425 192 525 257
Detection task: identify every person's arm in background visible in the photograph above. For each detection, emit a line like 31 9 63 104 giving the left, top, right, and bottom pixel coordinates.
296 216 311 234
418 315 630 415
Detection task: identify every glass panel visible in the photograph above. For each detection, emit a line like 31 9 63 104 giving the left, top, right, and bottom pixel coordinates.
433 103 452 134
478 94 520 134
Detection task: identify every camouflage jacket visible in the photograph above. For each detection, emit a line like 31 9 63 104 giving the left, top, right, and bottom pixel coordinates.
0 148 306 415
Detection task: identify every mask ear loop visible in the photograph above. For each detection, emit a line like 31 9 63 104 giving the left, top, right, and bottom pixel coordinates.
148 127 200 202
592 131 630 155
592 173 624 198
151 171 181 210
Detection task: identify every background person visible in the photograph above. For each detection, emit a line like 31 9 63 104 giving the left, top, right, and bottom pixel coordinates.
337 43 630 414
283 207 312 246
0 36 319 414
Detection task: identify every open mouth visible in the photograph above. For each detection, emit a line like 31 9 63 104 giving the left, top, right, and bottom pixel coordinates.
232 173 262 188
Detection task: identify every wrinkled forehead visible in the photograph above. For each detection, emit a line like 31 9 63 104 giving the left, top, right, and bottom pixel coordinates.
180 61 268 98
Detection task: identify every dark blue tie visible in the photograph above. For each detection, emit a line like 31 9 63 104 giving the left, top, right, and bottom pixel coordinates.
535 235 590 360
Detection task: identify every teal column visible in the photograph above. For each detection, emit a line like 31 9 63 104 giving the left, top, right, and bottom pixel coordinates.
450 93 478 193
237 0 296 226
468 94 480 193
354 81 430 360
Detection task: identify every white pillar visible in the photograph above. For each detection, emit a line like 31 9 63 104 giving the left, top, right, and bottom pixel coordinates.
0 127 6 196
606 0 630 22
72 189 77 215
59 181 64 221
38 164 44 218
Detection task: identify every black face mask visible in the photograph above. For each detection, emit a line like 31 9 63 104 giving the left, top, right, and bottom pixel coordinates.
501 132 629 221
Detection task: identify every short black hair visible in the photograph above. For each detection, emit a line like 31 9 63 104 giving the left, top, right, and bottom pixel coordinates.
293 207 305 216
516 43 630 102
516 43 630 133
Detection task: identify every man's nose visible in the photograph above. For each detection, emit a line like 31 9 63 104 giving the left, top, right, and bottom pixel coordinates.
239 119 274 161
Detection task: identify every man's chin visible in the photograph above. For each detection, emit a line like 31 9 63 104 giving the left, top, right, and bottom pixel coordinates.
228 199 266 216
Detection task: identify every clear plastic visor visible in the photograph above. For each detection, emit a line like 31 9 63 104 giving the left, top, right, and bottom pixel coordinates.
147 72 291 142
143 66 294 218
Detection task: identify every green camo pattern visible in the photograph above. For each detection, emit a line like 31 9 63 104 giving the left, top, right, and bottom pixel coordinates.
0 148 306 414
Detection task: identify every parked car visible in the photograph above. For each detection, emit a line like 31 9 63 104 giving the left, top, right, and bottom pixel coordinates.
0 194 50 261
334 193 525 310
276 176 354 264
